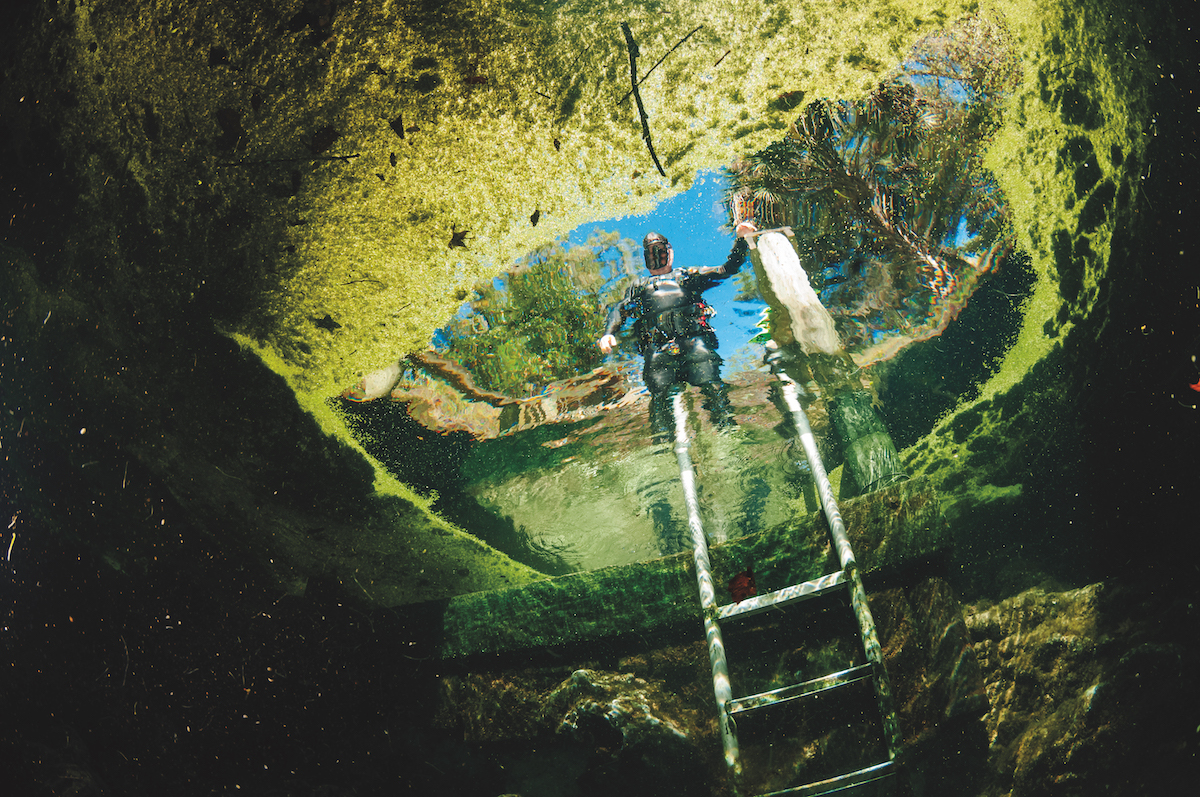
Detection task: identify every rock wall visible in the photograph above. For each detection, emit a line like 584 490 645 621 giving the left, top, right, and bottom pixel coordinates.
2 1 1195 793
966 581 1197 795
1 0 994 602
2 0 1182 604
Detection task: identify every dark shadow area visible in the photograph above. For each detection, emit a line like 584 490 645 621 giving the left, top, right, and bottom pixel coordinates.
879 249 1036 450
0 512 454 797
337 397 577 575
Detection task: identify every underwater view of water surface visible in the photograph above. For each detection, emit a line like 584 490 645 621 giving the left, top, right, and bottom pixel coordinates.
2 1 1197 796
341 47 1036 577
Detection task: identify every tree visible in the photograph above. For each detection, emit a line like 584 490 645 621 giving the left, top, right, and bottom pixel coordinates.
443 230 637 396
724 16 1019 364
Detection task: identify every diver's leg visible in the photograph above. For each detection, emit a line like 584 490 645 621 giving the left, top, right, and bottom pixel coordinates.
647 390 676 442
648 495 687 555
699 379 735 429
682 338 736 429
643 351 680 443
643 360 688 553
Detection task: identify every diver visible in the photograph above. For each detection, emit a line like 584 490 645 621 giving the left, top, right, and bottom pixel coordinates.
597 225 755 440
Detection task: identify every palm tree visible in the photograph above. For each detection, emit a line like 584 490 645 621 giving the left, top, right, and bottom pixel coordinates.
724 20 1018 363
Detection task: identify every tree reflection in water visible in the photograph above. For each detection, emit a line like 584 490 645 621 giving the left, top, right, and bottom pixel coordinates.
440 229 641 398
726 15 1021 368
439 17 1023 398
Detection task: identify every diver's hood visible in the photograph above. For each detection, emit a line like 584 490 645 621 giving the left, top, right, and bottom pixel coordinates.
643 232 674 271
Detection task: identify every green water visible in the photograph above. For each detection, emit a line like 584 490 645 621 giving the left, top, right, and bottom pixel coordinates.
426 371 830 574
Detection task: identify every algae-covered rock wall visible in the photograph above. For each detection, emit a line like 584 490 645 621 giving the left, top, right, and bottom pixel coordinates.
0 0 975 603
1 0 977 396
0 0 1189 607
3 1 1196 795
897 0 1186 595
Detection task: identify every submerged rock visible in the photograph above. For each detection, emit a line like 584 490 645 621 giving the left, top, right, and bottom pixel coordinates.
342 360 403 402
547 669 699 755
435 664 711 796
966 582 1197 796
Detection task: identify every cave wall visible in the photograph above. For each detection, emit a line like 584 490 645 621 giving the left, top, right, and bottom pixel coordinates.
2 0 978 396
0 0 1182 606
0 0 977 603
2 1 1196 795
899 0 1174 595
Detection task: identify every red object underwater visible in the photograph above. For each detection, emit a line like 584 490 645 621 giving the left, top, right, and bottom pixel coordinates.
728 568 757 603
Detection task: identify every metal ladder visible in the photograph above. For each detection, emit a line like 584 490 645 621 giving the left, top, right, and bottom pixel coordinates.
671 374 903 796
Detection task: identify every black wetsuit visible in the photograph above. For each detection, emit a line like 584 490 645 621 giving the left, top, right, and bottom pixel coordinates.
603 238 748 436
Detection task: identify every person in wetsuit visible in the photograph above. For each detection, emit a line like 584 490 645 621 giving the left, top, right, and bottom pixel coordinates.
597 228 752 439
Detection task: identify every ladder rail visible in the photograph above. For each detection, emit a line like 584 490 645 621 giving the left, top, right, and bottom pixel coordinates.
777 374 903 759
671 357 904 795
777 373 855 571
672 394 740 778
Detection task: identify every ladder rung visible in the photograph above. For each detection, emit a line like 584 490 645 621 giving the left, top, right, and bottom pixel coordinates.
757 760 897 797
729 663 876 715
717 570 848 620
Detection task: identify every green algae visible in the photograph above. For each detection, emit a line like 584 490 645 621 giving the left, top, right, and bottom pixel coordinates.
240 0 978 398
4 0 1155 604
441 475 948 657
968 0 1152 399
900 0 1154 517
229 334 547 603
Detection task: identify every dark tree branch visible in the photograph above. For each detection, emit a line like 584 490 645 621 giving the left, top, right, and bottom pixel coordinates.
619 25 703 105
620 22 666 178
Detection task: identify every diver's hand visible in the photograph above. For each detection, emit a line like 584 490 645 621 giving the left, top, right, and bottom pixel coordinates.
736 220 758 238
597 334 618 354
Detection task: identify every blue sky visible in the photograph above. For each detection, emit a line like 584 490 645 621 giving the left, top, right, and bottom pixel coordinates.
579 172 735 268
558 173 769 372
434 172 769 375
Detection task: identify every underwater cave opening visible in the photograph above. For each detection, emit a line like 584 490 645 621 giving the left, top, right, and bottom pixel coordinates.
335 17 1037 576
